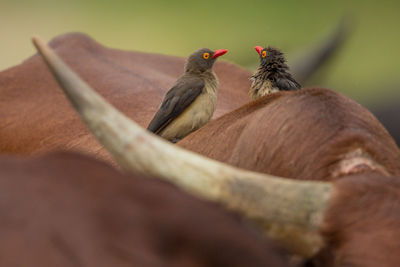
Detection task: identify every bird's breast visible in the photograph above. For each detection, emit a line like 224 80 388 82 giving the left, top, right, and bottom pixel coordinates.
250 78 277 100
159 82 217 140
178 83 217 128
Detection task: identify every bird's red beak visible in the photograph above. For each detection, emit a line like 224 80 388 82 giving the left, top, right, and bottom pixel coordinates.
254 46 263 56
212 49 228 59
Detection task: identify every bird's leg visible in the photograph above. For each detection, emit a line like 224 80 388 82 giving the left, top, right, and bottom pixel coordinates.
171 138 181 143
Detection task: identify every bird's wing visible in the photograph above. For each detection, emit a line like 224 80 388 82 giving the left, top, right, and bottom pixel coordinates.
275 76 301 91
147 77 205 134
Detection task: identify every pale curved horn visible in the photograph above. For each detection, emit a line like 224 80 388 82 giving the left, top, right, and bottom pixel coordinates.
32 36 333 257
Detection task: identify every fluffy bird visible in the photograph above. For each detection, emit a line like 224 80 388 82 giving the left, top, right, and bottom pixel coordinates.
147 48 228 142
250 46 301 100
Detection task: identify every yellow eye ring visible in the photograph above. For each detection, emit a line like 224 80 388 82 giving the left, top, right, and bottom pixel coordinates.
203 53 210 59
262 51 267 58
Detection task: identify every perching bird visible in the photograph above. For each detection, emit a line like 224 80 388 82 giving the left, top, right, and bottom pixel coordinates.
250 46 301 100
147 48 228 143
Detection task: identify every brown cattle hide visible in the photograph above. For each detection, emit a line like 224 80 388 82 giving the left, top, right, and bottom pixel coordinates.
0 152 290 267
0 33 251 161
180 88 400 180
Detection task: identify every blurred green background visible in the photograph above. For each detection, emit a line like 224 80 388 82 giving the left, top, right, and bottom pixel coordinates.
1 0 399 106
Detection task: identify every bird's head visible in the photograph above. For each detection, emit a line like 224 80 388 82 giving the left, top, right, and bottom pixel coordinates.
254 46 286 69
185 48 228 73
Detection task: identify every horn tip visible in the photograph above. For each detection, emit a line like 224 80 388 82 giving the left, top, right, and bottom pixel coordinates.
31 36 48 55
32 35 42 46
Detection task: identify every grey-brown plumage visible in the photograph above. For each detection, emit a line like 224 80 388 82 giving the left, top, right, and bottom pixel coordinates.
250 46 301 100
147 48 227 142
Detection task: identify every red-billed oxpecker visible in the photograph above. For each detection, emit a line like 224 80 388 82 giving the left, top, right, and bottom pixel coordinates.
147 48 228 142
250 46 301 100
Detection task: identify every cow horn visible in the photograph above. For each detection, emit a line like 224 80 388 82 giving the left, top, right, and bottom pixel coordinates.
291 16 352 84
32 36 333 257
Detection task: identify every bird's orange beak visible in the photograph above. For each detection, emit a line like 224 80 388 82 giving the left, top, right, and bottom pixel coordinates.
212 49 228 59
254 46 263 56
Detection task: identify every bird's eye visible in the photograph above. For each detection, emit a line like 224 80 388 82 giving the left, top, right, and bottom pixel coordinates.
203 53 210 59
262 51 267 58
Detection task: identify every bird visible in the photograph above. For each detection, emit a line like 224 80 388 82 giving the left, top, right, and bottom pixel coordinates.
250 46 301 100
147 48 228 143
